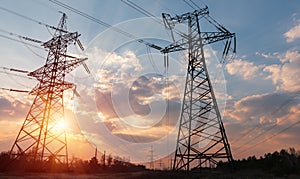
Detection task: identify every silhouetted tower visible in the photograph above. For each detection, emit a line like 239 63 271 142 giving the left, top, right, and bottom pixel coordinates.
10 13 87 167
149 145 154 169
161 6 236 171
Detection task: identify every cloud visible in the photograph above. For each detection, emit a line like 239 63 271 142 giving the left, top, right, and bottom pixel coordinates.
275 125 300 145
284 19 300 43
226 59 262 80
74 48 183 145
276 103 300 126
263 50 300 92
225 91 300 158
279 50 300 63
113 125 174 143
0 96 29 120
255 52 280 59
263 64 281 84
227 92 299 127
0 120 23 152
95 89 118 119
94 79 181 143
129 74 165 106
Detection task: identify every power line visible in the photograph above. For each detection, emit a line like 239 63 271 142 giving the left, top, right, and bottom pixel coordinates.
20 39 47 59
154 0 173 14
48 0 163 51
183 0 197 10
30 0 61 13
0 28 43 44
188 0 201 9
0 70 35 80
121 0 162 24
184 0 207 10
0 67 29 74
0 5 67 33
146 47 160 74
232 96 298 152
0 87 29 93
235 118 300 156
0 34 44 50
0 29 47 58
49 0 131 35
0 67 36 88
232 109 283 147
121 0 189 46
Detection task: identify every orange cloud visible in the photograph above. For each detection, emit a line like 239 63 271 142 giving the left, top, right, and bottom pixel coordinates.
230 92 298 120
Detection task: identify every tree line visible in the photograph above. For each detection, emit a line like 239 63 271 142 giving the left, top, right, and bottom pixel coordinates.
0 151 145 173
218 147 300 176
1 147 299 176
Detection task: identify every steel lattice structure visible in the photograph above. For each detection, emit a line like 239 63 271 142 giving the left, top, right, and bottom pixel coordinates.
161 6 236 171
10 13 87 167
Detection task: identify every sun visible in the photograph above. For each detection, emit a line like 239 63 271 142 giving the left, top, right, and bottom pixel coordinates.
56 119 66 130
51 118 70 134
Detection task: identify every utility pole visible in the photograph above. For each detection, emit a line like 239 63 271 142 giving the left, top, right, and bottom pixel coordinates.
10 13 87 169
149 146 154 170
95 147 98 159
102 150 106 167
161 6 236 171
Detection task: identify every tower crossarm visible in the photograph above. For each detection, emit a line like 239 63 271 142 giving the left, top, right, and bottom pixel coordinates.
161 39 186 53
162 6 209 28
161 31 235 54
28 57 87 81
161 6 236 57
42 32 81 49
201 31 235 46
29 81 74 96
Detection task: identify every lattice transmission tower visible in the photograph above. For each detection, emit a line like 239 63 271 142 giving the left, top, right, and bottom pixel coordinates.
161 6 236 171
10 13 87 167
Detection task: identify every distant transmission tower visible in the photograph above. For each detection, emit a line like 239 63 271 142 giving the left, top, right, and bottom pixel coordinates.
161 6 236 171
10 13 87 167
149 146 154 170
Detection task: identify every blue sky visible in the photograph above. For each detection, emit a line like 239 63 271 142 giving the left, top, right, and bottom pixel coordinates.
0 0 300 168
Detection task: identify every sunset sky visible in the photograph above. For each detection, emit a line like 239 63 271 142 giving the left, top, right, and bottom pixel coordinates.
0 0 300 168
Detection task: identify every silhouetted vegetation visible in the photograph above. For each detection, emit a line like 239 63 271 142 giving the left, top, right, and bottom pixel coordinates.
1 148 300 178
68 154 146 174
218 147 300 176
0 151 145 173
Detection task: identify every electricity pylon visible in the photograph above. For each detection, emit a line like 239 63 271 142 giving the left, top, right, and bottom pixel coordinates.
161 6 236 171
10 13 87 167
